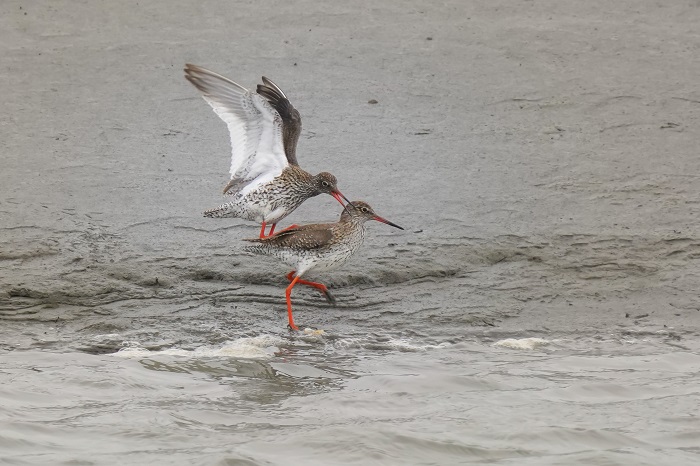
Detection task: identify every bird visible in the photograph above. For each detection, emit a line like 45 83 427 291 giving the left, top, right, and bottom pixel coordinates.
184 64 351 238
243 201 403 330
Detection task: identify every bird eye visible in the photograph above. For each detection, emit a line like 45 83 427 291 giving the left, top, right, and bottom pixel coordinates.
321 181 329 187
361 207 369 213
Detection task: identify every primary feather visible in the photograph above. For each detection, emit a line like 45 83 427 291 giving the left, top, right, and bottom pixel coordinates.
184 64 289 197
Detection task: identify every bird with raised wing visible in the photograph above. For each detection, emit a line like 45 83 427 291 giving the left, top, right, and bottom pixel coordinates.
243 201 403 330
184 64 351 238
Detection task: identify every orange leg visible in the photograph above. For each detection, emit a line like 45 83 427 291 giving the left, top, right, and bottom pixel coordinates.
285 275 301 330
286 271 336 304
259 222 278 238
275 224 299 234
260 222 298 238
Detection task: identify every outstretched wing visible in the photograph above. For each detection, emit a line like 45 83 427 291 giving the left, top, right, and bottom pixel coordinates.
184 64 289 195
257 77 302 166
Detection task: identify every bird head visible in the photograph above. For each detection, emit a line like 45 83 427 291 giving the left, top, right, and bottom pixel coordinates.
314 172 350 206
342 201 404 230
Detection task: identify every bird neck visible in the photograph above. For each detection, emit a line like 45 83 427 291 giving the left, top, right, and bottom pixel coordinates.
279 166 318 197
340 217 368 247
339 212 368 231
286 166 319 195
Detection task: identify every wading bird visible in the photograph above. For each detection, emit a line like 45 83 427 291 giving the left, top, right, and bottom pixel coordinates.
244 201 403 330
185 64 351 238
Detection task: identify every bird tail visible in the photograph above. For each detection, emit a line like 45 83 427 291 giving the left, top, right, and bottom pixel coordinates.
203 202 243 218
241 243 266 257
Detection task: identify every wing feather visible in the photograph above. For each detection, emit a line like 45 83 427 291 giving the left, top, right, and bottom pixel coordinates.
257 77 302 166
245 224 334 250
184 64 289 195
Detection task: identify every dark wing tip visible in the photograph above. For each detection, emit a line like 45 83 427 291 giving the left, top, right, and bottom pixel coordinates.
183 65 248 94
256 77 292 112
261 76 288 99
184 63 206 77
183 64 211 91
256 77 302 166
256 85 282 104
256 83 286 107
184 75 210 95
257 87 298 122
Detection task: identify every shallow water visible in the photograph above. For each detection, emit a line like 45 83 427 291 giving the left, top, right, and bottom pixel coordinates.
3 0 700 464
3 331 700 465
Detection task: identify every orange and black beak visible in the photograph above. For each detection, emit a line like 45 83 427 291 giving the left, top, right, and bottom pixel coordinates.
373 215 404 230
331 190 353 208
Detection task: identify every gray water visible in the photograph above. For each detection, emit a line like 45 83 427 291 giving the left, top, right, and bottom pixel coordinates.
2 334 699 465
2 0 700 464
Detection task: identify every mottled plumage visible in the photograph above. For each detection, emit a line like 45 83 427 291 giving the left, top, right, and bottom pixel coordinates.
244 201 403 330
184 64 350 237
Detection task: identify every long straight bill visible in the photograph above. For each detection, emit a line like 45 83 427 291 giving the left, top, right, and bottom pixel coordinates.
373 215 404 230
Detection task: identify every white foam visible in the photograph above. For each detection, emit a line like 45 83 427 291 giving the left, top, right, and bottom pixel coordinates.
92 333 122 341
493 337 550 350
329 337 450 352
387 338 451 352
113 335 284 360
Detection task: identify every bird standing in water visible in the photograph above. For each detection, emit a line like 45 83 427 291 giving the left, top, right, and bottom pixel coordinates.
184 64 351 238
244 201 403 330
